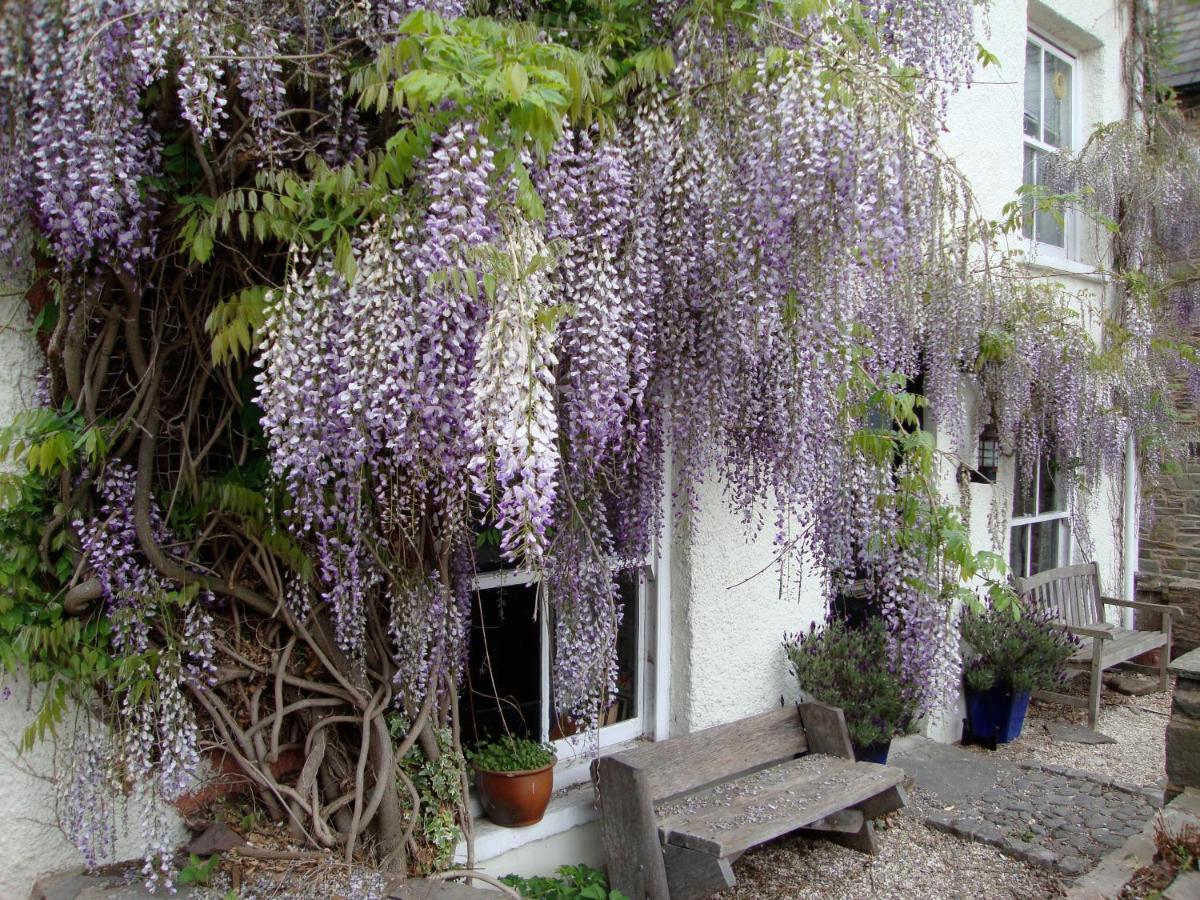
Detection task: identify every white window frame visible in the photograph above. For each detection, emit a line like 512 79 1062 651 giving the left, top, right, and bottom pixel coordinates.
470 558 652 761
1021 30 1081 261
1009 458 1072 579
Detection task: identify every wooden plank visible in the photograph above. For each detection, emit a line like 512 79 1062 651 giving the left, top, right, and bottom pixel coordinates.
797 701 854 759
1099 630 1167 669
854 782 907 820
593 757 671 900
1076 574 1091 626
1088 640 1104 729
1089 564 1106 624
1018 562 1100 596
662 844 735 900
1069 628 1166 667
800 817 878 854
801 808 865 834
656 756 904 858
1033 688 1088 709
610 706 808 802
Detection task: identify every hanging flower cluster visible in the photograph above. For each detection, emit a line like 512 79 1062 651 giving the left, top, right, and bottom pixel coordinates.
74 465 210 887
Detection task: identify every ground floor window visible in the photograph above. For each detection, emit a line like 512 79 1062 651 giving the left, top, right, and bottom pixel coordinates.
1009 455 1071 578
460 566 649 755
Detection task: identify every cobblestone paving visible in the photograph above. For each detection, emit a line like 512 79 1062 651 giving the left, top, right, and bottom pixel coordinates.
894 738 1160 877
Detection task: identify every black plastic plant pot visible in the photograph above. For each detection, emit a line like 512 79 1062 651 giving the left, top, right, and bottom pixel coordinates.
851 739 892 764
964 685 1032 745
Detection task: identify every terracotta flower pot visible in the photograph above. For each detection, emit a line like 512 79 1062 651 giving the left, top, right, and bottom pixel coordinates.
475 763 554 827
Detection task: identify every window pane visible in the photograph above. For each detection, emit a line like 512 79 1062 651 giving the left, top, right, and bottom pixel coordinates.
462 582 542 745
1013 456 1037 518
1042 50 1072 149
1010 525 1029 579
1030 519 1065 574
1037 458 1064 513
550 571 641 738
1031 149 1066 248
612 573 640 724
1024 41 1042 138
1022 145 1036 240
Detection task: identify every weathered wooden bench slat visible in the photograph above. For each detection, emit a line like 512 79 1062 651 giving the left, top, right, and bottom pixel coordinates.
609 705 809 802
657 756 904 858
654 754 892 841
1089 630 1167 670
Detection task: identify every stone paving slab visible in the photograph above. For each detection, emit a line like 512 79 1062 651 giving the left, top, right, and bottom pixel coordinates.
29 870 504 900
1047 722 1117 745
1068 788 1200 899
1163 871 1200 900
891 736 1159 877
29 870 207 899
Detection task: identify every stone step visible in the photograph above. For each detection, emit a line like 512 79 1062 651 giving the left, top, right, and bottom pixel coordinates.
29 870 207 900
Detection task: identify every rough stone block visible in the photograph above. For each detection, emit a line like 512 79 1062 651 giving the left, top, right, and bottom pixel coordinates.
1059 855 1091 876
1166 718 1200 789
1172 686 1200 720
1164 871 1200 900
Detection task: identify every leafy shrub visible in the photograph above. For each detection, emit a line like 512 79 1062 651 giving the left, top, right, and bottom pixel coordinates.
502 864 628 900
784 618 917 749
392 723 464 874
960 599 1079 694
467 734 556 773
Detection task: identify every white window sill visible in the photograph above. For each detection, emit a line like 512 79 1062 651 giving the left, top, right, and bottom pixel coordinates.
1014 244 1107 284
454 779 598 865
455 737 648 864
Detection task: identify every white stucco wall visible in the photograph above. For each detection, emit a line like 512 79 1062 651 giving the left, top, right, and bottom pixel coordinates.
668 480 825 735
672 0 1135 742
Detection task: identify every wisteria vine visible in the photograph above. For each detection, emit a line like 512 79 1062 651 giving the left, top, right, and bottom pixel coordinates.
0 0 1195 887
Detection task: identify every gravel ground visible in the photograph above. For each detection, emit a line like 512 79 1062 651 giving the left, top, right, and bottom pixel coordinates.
965 674 1172 790
718 793 1064 900
201 858 391 900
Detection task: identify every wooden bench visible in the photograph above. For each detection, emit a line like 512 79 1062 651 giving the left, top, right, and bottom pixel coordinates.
1016 562 1184 729
591 702 907 900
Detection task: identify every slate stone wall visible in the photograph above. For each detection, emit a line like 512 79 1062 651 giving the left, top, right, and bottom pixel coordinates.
1137 327 1200 653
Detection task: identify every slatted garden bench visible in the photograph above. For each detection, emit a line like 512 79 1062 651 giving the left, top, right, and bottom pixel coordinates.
1016 561 1184 729
591 702 907 900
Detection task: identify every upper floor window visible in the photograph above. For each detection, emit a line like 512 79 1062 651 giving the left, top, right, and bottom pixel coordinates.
1023 34 1075 253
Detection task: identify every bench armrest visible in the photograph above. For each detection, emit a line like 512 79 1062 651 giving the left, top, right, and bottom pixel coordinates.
1068 624 1112 641
1101 596 1185 620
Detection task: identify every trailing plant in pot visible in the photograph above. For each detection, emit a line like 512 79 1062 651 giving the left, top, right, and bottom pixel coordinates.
468 736 557 827
785 618 920 763
960 600 1080 745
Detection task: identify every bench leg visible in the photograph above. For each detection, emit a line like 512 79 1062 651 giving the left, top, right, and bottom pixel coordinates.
855 784 907 820
800 817 879 855
1161 617 1172 692
1088 653 1104 730
663 843 736 900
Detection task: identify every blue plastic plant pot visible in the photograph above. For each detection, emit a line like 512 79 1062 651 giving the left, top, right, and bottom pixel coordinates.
965 686 1032 745
851 740 892 764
